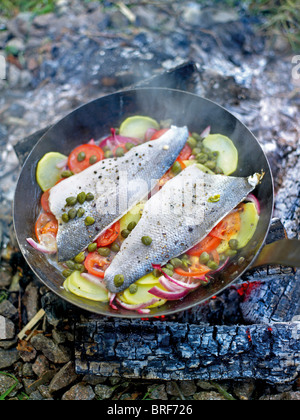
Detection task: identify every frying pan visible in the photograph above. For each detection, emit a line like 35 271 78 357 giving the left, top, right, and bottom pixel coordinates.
13 88 300 318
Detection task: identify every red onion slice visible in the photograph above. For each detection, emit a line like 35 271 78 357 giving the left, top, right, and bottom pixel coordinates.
200 125 211 139
109 293 118 310
245 194 261 215
115 297 160 312
148 286 190 301
26 238 57 255
55 158 68 170
159 276 184 292
161 271 201 290
99 128 140 150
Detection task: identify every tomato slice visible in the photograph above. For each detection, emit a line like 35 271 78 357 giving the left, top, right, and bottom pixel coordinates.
187 236 221 257
175 264 211 277
35 212 58 243
84 252 111 278
178 144 192 161
68 144 104 174
150 128 169 140
210 210 241 241
96 221 120 247
41 189 51 213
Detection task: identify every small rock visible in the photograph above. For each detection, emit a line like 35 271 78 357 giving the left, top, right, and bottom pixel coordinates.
0 372 21 398
0 348 19 369
18 340 37 363
260 391 300 401
49 361 78 393
32 354 50 377
193 391 227 400
31 334 71 364
62 383 95 401
23 282 39 321
5 38 26 54
233 380 255 400
94 384 115 400
166 380 197 397
0 266 12 288
0 315 15 340
181 2 202 26
0 300 18 319
147 384 168 400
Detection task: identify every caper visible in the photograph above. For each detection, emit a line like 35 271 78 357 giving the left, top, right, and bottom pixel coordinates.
88 243 97 253
66 196 77 206
86 193 94 202
187 137 197 149
153 269 161 278
66 260 76 270
77 207 85 218
205 160 217 170
77 192 86 204
170 258 183 268
171 161 182 175
199 252 210 265
104 150 113 159
165 263 174 271
127 221 137 231
68 208 77 220
89 155 98 165
225 249 238 257
62 269 73 278
102 146 111 152
61 170 73 178
111 242 120 253
229 239 239 250
196 153 208 164
85 216 95 226
162 268 173 277
141 236 152 246
74 252 85 264
98 247 110 257
125 142 135 151
74 263 85 273
114 274 124 288
77 151 86 162
115 147 125 157
121 229 130 238
192 147 202 156
129 284 138 294
191 132 202 142
62 213 69 223
207 260 219 270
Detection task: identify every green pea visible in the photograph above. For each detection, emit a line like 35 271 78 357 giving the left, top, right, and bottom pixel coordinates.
141 236 152 246
62 213 69 223
187 137 197 149
114 274 124 288
77 207 85 218
129 284 138 294
121 229 130 239
66 197 77 206
171 161 182 175
61 170 73 178
77 192 86 204
115 147 125 157
229 239 239 250
127 221 137 231
125 142 135 151
68 208 77 220
111 243 120 253
74 252 85 264
89 155 98 165
104 150 113 159
66 260 76 270
85 216 95 226
199 252 210 265
88 243 97 253
86 193 94 202
62 269 73 278
77 151 86 162
98 247 110 257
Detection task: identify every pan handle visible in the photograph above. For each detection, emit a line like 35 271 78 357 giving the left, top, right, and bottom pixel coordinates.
251 239 300 269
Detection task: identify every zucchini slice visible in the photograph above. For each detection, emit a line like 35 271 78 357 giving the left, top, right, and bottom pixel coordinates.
202 134 238 175
119 116 160 140
36 152 68 192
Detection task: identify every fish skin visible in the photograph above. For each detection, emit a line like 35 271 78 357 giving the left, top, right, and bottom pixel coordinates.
49 126 189 262
104 165 260 293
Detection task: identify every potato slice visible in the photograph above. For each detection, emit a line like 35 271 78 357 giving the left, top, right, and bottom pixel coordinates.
64 271 109 302
119 115 160 140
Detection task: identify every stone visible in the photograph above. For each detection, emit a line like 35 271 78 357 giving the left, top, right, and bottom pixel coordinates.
23 282 39 321
147 384 168 400
62 383 95 401
0 300 18 318
0 372 21 397
0 315 15 340
193 391 227 400
94 384 115 400
30 334 71 364
0 348 19 369
32 354 50 377
233 380 255 400
0 266 12 288
49 361 78 393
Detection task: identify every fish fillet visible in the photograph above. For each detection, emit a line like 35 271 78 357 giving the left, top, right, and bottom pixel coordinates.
104 165 261 293
49 126 189 262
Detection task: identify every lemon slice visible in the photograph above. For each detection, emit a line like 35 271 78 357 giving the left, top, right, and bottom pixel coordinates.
64 271 109 302
36 152 68 192
119 116 160 140
203 134 238 175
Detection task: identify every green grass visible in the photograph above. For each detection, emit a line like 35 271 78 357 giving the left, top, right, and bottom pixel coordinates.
0 0 56 18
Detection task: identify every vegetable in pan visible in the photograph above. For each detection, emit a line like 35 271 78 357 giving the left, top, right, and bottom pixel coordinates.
28 115 260 314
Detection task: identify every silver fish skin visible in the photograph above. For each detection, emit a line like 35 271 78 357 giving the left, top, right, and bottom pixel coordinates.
104 165 261 293
49 126 189 262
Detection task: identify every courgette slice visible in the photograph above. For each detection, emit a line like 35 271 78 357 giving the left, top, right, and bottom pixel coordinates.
183 160 215 175
202 134 238 175
119 116 160 140
119 202 145 233
64 271 109 302
36 152 68 192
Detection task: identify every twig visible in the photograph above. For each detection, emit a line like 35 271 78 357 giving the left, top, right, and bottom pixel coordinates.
117 2 136 24
17 308 45 340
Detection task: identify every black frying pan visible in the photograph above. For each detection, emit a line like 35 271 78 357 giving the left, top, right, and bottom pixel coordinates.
13 88 300 318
